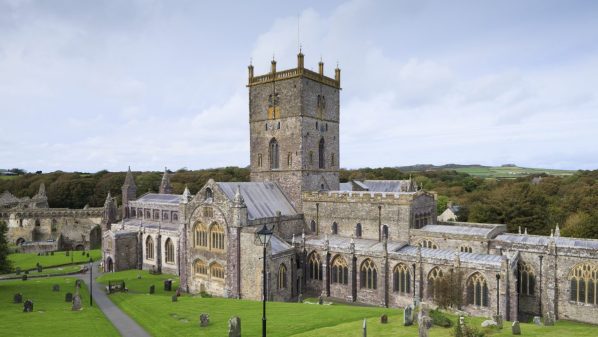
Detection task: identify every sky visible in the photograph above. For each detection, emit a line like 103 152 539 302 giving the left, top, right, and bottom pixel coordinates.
1 0 597 172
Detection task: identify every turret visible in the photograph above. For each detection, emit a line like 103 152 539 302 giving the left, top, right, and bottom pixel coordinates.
159 167 173 194
231 185 247 228
121 166 137 219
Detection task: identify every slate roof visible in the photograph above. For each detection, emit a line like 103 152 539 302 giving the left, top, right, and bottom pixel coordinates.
135 193 184 205
123 218 181 230
362 180 413 193
217 182 297 220
495 234 598 250
339 182 353 191
305 236 407 253
271 235 293 254
395 246 504 267
420 225 493 237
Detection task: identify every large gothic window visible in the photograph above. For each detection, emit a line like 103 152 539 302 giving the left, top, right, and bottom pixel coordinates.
210 223 225 251
427 267 445 300
393 263 411 294
194 222 208 248
331 255 349 285
164 238 175 264
308 252 322 281
269 138 279 169
466 272 489 307
145 236 154 260
360 259 378 289
278 264 287 289
318 138 325 169
210 262 225 280
194 259 207 275
518 262 536 296
569 263 598 305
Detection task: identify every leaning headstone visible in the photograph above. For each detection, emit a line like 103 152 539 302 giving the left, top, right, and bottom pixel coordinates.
404 305 414 326
23 300 33 312
493 314 503 329
380 314 388 324
65 292 73 302
297 294 303 303
13 293 23 304
52 284 60 292
318 295 323 305
22 274 27 281
171 295 177 302
228 316 241 337
15 267 21 275
511 321 521 335
533 316 542 326
481 320 497 328
164 279 172 291
72 294 82 311
199 313 210 327
149 285 155 294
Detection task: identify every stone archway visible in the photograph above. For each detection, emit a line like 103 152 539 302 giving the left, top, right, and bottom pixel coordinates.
16 237 25 245
75 244 85 251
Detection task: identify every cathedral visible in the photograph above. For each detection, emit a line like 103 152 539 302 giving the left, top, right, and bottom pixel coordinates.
102 52 598 325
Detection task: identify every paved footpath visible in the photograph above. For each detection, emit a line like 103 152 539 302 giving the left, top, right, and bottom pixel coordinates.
77 263 151 337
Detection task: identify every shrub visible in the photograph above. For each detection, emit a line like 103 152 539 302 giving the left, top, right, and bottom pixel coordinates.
430 309 453 328
199 291 212 298
452 323 485 337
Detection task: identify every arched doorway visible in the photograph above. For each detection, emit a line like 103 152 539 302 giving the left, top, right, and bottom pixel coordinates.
75 244 85 251
105 257 114 272
16 238 25 245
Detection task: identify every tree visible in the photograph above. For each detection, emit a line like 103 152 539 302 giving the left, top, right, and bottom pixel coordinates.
0 221 12 274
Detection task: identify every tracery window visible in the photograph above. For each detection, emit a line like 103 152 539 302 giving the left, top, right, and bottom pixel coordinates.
308 252 322 281
210 223 225 251
145 209 151 219
269 138 280 169
203 206 213 217
331 256 349 285
518 262 536 296
194 222 208 248
145 236 154 260
278 264 287 289
418 239 438 249
427 267 445 300
569 263 598 305
194 259 207 275
393 263 411 294
466 272 489 307
360 259 378 289
164 238 175 263
210 263 224 280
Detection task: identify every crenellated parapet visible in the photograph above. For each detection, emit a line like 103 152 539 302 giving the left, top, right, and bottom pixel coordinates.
302 190 434 205
0 207 105 219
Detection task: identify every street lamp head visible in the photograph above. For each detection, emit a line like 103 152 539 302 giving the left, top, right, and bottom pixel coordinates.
496 273 501 280
256 224 273 245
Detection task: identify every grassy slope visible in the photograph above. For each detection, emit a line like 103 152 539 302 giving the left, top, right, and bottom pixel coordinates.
0 277 119 337
98 271 597 337
1 265 82 279
8 249 101 271
454 166 574 178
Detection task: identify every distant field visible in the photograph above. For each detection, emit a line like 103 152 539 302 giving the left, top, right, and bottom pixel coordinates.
0 175 19 180
453 166 575 179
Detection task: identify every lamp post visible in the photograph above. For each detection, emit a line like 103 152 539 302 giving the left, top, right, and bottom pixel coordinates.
496 273 500 316
256 224 273 337
89 257 93 306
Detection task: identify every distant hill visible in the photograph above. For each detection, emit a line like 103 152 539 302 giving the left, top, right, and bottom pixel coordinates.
395 164 575 179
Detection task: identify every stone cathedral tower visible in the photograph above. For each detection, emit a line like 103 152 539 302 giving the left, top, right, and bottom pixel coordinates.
248 51 341 211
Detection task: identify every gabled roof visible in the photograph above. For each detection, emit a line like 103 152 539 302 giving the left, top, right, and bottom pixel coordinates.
495 234 598 250
420 224 493 237
362 180 414 193
395 246 505 267
135 193 183 205
217 182 296 220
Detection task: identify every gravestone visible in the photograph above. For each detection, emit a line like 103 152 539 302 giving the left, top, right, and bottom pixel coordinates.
199 313 210 327
37 265 42 273
72 294 82 311
228 316 241 337
171 295 177 302
15 267 21 275
22 274 27 281
176 288 181 297
82 251 86 256
23 300 33 312
404 305 414 326
13 293 23 304
544 312 555 326
149 285 155 294
164 279 172 291
318 295 323 305
86 253 89 258
380 314 388 324
511 321 521 335
137 274 142 279
533 316 542 326
75 279 82 288
418 313 432 337
363 318 367 337
493 314 503 329
65 292 73 302
297 294 303 303
52 284 60 292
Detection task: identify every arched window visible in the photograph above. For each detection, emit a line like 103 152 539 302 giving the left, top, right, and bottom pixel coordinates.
308 252 322 280
518 262 536 296
355 223 362 238
51 219 58 232
278 264 287 289
269 138 279 169
331 153 335 166
460 245 473 253
145 236 154 260
162 211 169 221
418 239 438 249
210 262 224 280
172 212 178 221
318 138 325 169
310 220 316 232
35 219 40 227
466 272 489 307
331 222 338 235
393 263 411 294
287 152 292 167
382 225 389 239
194 259 207 275
194 222 208 248
164 238 175 263
331 256 349 285
427 267 445 300
153 210 160 220
258 154 263 167
131 208 136 217
309 151 314 165
205 188 213 200
360 259 378 289
210 223 225 251
569 263 598 305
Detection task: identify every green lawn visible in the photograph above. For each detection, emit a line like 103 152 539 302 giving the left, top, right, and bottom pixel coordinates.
0 277 119 337
7 249 101 272
98 271 597 337
0 265 83 279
